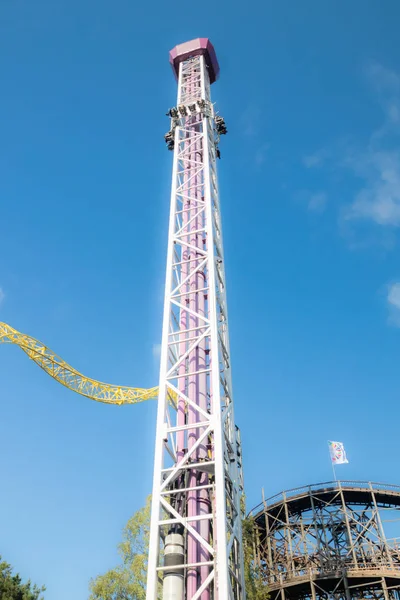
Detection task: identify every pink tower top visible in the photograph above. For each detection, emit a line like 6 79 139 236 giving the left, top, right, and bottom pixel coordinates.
169 38 220 84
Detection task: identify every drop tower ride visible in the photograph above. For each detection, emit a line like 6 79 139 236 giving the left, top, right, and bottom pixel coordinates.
146 39 245 600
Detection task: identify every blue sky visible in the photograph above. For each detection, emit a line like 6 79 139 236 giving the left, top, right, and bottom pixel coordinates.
1 1 400 598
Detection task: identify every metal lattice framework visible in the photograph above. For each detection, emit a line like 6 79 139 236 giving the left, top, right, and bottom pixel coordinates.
249 481 400 600
0 321 158 404
146 41 245 600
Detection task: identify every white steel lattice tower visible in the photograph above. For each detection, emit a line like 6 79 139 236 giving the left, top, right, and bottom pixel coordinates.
146 39 245 600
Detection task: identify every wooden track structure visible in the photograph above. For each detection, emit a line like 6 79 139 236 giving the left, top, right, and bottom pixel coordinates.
249 481 400 600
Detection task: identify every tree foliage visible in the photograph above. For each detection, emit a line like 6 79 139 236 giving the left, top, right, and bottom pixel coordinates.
89 496 151 600
0 556 45 600
242 516 269 600
90 496 268 599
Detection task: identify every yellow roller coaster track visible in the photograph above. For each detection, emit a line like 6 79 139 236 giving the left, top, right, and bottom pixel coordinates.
0 322 159 405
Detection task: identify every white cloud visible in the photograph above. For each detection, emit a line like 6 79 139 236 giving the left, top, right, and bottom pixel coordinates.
0 287 4 306
255 143 270 166
367 62 400 126
387 282 400 326
368 62 400 91
303 152 325 168
388 282 400 308
335 63 400 230
240 105 261 137
301 62 400 250
152 343 161 359
366 64 400 147
389 104 400 124
308 192 327 213
294 189 327 214
345 151 400 226
301 63 400 234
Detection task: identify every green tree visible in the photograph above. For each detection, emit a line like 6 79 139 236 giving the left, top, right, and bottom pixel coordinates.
89 496 151 600
0 556 45 600
242 516 269 600
90 495 268 599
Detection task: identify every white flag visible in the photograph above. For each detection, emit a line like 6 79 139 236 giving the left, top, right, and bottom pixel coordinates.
328 441 349 465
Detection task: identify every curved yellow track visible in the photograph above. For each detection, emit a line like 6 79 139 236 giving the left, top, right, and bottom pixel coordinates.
0 322 159 405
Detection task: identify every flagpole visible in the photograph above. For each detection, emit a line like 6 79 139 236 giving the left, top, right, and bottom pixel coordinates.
332 461 337 482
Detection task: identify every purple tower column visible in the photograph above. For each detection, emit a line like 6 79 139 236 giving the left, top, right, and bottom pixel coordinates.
169 39 219 600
